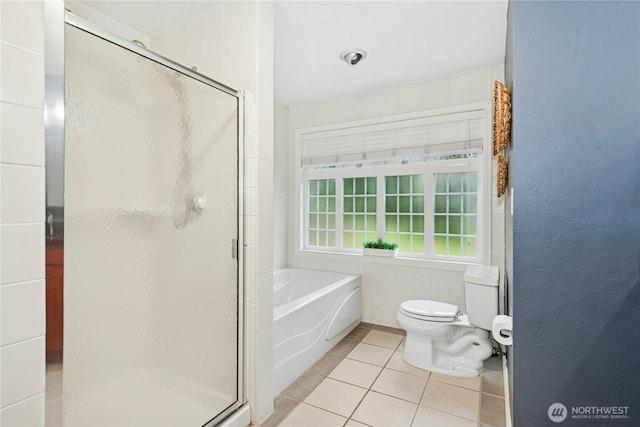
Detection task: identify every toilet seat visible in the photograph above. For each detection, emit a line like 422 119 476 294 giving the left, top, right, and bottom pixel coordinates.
399 300 459 322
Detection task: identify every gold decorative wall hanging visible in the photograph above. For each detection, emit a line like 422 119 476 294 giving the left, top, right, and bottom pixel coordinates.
493 81 512 155
497 155 508 197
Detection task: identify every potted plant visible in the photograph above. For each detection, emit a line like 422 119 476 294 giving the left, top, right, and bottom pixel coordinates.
363 239 399 257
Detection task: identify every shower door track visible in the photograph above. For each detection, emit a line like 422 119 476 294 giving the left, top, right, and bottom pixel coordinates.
64 12 239 98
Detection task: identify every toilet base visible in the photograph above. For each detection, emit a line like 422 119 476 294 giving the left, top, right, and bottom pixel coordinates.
402 328 492 377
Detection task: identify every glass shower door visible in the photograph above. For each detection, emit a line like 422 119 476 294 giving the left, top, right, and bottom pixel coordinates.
63 23 240 426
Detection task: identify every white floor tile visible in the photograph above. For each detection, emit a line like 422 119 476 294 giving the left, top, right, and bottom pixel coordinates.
304 378 367 418
362 330 404 349
420 380 480 422
347 343 394 367
279 403 347 427
371 369 428 403
386 351 431 378
429 372 481 391
328 358 383 389
412 406 476 427
352 391 417 427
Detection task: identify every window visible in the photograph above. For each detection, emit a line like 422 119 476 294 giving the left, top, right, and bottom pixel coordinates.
343 177 377 249
385 175 424 254
433 172 477 257
307 179 336 248
298 104 490 263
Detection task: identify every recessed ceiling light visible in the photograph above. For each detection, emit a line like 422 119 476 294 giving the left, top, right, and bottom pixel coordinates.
339 49 367 66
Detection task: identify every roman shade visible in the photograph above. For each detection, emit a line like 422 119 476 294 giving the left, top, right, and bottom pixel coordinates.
300 109 486 168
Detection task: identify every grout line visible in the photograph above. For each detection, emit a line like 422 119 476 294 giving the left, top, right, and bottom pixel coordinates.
0 391 44 411
0 334 45 349
482 390 506 399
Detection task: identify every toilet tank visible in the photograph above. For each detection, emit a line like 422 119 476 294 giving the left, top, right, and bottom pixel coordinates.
464 265 499 330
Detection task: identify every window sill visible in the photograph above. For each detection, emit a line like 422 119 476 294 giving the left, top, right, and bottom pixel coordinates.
297 248 479 272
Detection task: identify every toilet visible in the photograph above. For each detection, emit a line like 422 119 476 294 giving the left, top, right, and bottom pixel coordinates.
397 265 499 377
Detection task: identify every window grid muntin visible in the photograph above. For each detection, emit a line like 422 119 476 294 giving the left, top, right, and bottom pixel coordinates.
384 174 425 254
307 179 336 247
433 172 477 257
343 177 377 249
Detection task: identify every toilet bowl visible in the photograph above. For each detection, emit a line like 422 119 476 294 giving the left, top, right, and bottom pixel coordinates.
397 265 499 377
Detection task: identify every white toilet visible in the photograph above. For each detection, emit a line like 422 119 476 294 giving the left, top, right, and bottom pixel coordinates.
397 265 499 377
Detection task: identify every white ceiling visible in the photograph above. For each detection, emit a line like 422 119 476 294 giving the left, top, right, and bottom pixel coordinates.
75 1 220 37
77 1 508 106
275 1 508 105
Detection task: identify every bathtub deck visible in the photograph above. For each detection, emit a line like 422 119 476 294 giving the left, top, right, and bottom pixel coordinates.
261 322 506 427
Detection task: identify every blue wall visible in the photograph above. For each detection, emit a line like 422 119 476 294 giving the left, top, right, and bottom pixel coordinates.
506 1 640 425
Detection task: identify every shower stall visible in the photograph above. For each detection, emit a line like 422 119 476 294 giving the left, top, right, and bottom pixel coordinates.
45 4 244 426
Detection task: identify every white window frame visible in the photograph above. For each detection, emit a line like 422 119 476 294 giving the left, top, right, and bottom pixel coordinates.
295 102 492 265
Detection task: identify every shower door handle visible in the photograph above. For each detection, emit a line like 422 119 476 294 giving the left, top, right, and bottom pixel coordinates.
47 213 54 236
231 239 238 259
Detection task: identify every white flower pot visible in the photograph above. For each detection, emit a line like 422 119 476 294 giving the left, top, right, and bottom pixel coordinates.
363 248 397 257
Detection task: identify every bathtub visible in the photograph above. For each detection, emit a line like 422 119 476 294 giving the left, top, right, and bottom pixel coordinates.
273 268 361 396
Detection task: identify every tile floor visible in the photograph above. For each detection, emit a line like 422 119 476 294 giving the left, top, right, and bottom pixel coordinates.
262 323 506 427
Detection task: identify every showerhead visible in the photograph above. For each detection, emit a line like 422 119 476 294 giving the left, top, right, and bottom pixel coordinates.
340 49 367 66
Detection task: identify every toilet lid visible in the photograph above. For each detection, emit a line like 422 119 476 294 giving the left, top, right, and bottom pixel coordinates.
399 300 459 322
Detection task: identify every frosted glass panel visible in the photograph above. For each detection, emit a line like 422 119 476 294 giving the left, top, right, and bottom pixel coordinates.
63 25 238 426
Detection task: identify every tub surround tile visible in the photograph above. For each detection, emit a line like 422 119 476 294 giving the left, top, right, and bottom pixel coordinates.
347 343 394 367
0 393 45 427
421 380 480 422
0 337 45 407
0 102 45 166
0 280 45 346
0 224 45 285
0 41 44 109
412 406 477 427
351 391 417 427
278 403 346 427
371 369 428 404
386 351 431 378
478 393 506 427
429 372 481 391
0 164 46 223
328 358 382 389
0 0 44 53
303 378 367 418
362 329 404 349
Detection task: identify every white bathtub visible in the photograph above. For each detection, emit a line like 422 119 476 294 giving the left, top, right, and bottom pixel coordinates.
273 268 361 396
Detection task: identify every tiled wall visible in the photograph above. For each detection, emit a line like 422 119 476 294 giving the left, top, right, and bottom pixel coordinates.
282 65 507 326
273 102 289 271
0 1 46 425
